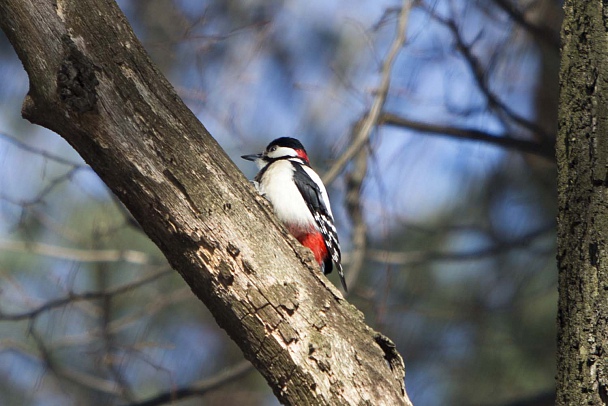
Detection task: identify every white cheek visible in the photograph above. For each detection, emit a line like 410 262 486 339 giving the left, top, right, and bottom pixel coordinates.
254 158 267 170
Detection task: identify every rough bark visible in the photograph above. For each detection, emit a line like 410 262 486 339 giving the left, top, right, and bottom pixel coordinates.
557 1 608 404
0 0 412 405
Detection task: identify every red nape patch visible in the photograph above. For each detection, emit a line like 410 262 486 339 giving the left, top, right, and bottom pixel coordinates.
296 149 310 163
298 232 328 265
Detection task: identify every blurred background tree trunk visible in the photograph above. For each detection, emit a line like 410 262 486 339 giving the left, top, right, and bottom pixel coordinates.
557 1 608 404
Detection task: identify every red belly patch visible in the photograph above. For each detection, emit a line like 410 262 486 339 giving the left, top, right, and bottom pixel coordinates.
297 232 328 266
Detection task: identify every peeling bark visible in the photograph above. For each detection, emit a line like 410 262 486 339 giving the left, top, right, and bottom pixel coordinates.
0 0 412 404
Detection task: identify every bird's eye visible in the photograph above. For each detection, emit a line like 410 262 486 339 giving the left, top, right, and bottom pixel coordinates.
269 146 277 152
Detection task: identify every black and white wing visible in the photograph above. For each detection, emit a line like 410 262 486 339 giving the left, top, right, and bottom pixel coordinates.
291 161 347 291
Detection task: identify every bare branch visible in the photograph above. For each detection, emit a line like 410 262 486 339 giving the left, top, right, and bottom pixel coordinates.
0 130 87 168
323 0 414 185
95 258 136 402
380 112 555 161
0 268 171 321
125 360 254 406
0 240 153 264
492 0 560 50
427 10 553 141
343 120 369 291
29 327 123 396
368 223 554 265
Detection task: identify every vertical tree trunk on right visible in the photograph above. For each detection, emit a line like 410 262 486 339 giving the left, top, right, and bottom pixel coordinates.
557 2 608 404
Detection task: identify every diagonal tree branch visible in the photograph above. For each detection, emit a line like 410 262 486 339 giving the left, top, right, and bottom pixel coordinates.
0 0 411 404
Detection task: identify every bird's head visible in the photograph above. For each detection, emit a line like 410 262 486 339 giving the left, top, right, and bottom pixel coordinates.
242 137 310 169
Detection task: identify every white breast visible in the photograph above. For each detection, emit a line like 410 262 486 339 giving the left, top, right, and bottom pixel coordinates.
258 160 317 230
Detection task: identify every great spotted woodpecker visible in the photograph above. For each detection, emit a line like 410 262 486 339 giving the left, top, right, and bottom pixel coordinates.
242 137 347 292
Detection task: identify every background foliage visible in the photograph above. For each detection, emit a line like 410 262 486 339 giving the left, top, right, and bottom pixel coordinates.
0 0 560 405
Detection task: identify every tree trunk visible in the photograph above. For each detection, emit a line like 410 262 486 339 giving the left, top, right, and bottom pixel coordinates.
0 0 412 404
557 1 608 404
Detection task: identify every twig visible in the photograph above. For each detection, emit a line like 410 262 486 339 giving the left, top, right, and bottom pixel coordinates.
427 11 553 141
492 0 560 50
368 223 554 265
0 240 152 264
380 112 555 161
29 327 123 396
125 360 254 406
95 250 136 402
0 130 87 168
344 119 369 292
323 0 414 185
0 268 171 321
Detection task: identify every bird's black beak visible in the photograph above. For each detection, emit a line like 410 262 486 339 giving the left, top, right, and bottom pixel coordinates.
241 153 263 161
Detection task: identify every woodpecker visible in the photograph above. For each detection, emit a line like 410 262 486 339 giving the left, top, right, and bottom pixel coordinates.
242 137 347 292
